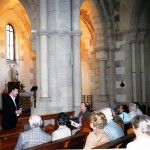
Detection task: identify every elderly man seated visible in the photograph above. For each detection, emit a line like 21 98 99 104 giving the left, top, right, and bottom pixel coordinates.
15 114 51 150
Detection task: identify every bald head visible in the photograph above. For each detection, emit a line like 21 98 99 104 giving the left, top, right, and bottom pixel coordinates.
29 114 43 128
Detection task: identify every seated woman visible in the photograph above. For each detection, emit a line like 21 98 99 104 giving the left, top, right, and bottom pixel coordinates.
83 111 109 149
100 108 124 141
52 112 71 141
127 115 150 149
129 103 137 120
132 102 143 115
118 104 131 124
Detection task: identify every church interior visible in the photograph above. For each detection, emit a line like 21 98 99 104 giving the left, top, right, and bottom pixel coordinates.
0 0 150 115
0 0 150 149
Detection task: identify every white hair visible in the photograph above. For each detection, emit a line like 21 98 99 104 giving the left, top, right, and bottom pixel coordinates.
129 103 137 111
99 108 113 122
132 115 150 135
29 114 43 127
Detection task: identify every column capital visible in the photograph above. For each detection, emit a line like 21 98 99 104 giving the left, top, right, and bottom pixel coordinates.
71 30 82 36
38 29 49 35
96 50 107 61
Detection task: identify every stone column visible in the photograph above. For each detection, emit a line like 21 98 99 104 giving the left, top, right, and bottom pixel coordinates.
131 42 137 101
39 0 48 97
140 42 146 102
95 50 108 109
72 0 82 116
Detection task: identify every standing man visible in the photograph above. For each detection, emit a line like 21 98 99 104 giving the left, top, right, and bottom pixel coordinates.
2 85 22 129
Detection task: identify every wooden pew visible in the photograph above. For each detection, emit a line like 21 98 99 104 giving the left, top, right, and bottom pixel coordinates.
18 111 75 133
0 111 75 150
0 134 19 150
116 120 124 131
75 118 92 134
0 123 23 150
18 111 75 124
25 132 88 150
0 123 23 139
93 133 136 149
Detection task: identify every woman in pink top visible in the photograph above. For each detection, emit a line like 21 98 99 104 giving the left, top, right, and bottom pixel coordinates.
83 111 109 149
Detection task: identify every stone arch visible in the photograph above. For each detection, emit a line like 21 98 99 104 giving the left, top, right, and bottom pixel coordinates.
130 0 150 29
80 0 105 49
130 0 143 28
80 0 110 49
80 0 114 109
80 0 104 97
19 0 39 31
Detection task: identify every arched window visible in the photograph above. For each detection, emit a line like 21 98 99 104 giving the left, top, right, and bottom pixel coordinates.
6 24 15 61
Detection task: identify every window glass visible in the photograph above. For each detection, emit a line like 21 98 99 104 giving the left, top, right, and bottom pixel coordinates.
6 24 15 61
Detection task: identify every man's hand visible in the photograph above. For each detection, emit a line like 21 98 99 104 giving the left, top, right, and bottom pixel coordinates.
16 108 22 116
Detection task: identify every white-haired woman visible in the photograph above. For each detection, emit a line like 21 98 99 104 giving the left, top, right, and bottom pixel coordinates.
100 108 124 141
127 115 150 149
129 103 137 120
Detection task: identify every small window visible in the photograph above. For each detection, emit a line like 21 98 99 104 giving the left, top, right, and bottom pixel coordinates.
6 24 15 61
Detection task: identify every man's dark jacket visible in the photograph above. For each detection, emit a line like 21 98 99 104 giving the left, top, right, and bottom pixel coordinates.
2 94 19 129
77 110 91 123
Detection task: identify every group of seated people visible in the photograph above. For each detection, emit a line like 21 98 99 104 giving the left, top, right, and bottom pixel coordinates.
117 102 144 124
3 101 150 149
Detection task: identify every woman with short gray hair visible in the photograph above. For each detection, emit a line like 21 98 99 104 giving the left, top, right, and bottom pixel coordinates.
129 103 137 120
127 115 150 149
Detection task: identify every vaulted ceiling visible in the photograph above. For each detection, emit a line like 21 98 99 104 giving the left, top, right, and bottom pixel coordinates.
0 0 31 36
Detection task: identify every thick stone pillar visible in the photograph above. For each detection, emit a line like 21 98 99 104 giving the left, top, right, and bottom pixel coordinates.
35 0 74 114
39 0 48 97
72 0 82 116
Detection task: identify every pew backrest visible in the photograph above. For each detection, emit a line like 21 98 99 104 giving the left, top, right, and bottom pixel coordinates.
18 111 74 123
116 120 124 131
18 111 75 130
75 118 92 134
0 134 19 150
0 123 23 139
0 123 23 150
93 133 136 149
25 132 88 150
